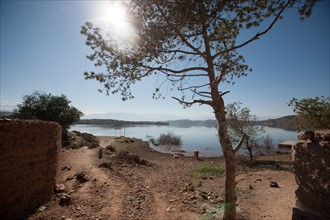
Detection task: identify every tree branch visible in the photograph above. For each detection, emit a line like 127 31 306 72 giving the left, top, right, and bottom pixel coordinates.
172 96 213 107
212 0 291 60
145 66 208 75
155 3 206 60
234 134 246 154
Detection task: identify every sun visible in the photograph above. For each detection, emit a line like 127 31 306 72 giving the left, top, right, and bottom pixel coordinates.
101 1 127 29
91 1 129 33
90 1 136 48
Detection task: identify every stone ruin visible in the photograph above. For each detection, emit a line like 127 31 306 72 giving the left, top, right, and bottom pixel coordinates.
0 119 61 219
292 130 330 220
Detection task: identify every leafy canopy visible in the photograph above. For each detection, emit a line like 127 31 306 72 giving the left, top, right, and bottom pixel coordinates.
14 91 83 132
81 0 316 106
226 102 264 143
289 96 330 130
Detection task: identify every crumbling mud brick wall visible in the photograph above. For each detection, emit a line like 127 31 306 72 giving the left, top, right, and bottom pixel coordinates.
0 119 61 220
292 130 330 220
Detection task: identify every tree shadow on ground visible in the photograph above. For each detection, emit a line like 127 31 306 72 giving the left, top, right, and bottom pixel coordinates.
236 156 293 171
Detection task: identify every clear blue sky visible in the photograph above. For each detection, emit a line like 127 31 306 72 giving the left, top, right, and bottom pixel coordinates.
1 1 329 120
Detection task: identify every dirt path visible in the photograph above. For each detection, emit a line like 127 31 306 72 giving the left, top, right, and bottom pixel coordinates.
29 136 297 220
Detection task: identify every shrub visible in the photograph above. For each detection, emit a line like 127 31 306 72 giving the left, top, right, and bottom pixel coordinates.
157 132 182 146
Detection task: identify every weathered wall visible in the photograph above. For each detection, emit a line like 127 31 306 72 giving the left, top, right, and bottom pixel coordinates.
0 119 61 220
292 130 330 220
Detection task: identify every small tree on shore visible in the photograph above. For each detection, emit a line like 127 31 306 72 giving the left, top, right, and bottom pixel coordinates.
81 1 316 219
226 102 265 161
289 96 330 131
14 91 83 141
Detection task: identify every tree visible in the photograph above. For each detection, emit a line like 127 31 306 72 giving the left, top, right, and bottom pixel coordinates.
14 91 83 140
289 96 330 131
81 1 316 219
226 102 264 161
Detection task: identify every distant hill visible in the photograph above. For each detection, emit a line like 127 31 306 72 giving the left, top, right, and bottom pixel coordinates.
256 115 296 131
0 111 13 118
167 119 216 127
77 119 169 126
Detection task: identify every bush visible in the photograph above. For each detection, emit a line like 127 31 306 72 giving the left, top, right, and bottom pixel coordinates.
157 132 182 146
64 131 99 149
263 134 273 150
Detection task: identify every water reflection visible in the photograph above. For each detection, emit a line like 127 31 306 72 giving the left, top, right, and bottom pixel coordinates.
70 124 297 157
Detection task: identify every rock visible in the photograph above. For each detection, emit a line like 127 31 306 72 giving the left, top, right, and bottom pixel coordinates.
173 154 179 159
194 150 199 159
61 166 71 171
38 205 47 212
98 162 112 169
76 171 89 183
249 185 254 189
66 176 74 181
298 131 315 141
200 203 211 213
166 206 175 212
315 130 330 141
98 148 103 159
59 193 72 206
55 183 66 193
270 181 279 188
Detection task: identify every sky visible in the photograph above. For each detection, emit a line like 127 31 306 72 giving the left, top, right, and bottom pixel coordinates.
1 1 329 121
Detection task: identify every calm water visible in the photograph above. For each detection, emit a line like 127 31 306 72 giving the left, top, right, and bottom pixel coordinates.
70 124 297 157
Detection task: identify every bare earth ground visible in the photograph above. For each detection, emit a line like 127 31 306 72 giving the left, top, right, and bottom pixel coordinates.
29 136 296 220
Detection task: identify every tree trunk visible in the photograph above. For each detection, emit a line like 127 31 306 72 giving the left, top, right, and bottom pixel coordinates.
246 141 254 161
214 102 237 220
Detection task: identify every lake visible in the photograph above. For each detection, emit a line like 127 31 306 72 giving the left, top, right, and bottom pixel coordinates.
70 124 297 157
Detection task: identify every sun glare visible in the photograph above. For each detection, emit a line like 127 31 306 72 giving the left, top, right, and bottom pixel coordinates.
101 2 127 29
90 1 136 50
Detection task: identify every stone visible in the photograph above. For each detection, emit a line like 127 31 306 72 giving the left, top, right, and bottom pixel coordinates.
98 148 103 159
166 206 175 212
315 130 330 141
55 183 66 193
200 203 211 214
59 193 72 206
66 176 74 181
75 172 89 183
270 181 279 188
298 131 315 141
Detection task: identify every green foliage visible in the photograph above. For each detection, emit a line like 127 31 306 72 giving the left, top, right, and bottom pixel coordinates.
289 96 330 131
189 163 224 178
81 1 316 105
64 131 99 149
14 91 83 138
81 1 317 219
157 132 182 146
262 134 274 150
226 102 265 160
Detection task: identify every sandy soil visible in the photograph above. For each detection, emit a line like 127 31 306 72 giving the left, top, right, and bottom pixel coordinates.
29 136 296 220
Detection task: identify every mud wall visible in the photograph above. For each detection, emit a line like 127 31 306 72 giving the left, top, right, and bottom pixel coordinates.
0 119 61 220
292 130 330 220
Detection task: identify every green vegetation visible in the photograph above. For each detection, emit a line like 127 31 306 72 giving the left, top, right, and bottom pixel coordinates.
289 96 330 131
65 131 99 149
13 91 83 142
226 102 265 161
156 132 182 146
189 163 224 178
81 1 317 218
202 203 224 218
